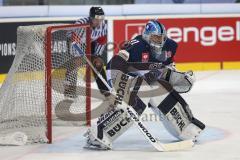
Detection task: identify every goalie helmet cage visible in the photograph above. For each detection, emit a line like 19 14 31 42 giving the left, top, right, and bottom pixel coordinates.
0 23 92 144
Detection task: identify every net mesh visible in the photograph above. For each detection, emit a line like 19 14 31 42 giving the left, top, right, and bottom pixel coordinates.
0 24 90 144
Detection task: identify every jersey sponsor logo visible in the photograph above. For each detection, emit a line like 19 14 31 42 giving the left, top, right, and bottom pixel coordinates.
149 63 163 70
142 52 149 62
164 51 172 58
170 108 186 131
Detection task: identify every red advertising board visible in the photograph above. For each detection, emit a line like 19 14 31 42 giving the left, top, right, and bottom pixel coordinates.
113 17 240 62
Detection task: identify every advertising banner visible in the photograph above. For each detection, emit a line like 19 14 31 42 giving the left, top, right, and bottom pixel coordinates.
113 17 240 62
0 20 75 74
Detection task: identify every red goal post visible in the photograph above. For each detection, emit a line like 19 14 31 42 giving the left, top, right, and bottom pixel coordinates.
45 24 92 143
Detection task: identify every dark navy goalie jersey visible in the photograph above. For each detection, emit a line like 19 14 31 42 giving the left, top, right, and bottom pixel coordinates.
123 35 178 65
106 35 178 79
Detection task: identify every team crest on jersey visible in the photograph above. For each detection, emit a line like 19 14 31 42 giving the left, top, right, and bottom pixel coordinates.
142 52 149 62
165 51 172 58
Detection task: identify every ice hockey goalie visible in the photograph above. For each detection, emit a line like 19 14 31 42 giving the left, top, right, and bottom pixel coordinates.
84 50 205 150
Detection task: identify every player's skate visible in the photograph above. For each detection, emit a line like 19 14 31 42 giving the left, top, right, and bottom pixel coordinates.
83 129 110 150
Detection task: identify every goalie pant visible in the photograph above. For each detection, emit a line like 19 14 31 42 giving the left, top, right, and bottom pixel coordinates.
87 56 205 148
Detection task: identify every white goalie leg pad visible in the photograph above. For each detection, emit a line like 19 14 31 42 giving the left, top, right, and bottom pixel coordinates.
98 109 133 142
85 72 149 149
149 80 205 141
151 104 203 141
84 109 131 150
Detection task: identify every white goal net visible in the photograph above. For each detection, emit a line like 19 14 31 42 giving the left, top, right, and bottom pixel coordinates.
0 23 92 144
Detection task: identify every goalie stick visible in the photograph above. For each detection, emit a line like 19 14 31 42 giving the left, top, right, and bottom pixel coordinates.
72 42 194 151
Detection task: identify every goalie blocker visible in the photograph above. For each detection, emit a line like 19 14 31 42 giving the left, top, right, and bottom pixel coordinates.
84 50 205 150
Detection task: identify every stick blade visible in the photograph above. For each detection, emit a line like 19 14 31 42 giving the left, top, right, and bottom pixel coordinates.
160 140 194 152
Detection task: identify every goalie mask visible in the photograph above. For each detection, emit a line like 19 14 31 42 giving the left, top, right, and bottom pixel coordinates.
143 20 167 61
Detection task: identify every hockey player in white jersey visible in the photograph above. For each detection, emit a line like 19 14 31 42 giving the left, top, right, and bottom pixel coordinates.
83 50 205 150
64 6 109 98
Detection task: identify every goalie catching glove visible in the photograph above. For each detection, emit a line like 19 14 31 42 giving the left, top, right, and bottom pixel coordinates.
162 68 196 93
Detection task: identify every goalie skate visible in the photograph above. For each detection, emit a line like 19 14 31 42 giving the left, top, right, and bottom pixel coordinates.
83 129 110 150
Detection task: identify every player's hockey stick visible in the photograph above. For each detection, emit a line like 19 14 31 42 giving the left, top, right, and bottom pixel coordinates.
72 42 112 91
72 42 194 151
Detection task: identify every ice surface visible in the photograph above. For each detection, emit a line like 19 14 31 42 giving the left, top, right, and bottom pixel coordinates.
1 70 240 160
